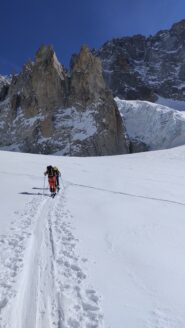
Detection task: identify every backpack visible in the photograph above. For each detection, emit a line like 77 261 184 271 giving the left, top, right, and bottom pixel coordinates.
47 165 54 177
53 167 59 175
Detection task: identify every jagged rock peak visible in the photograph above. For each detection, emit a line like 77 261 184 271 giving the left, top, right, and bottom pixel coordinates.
7 44 68 116
95 18 185 101
34 44 65 79
70 44 103 75
35 44 54 63
69 45 106 106
155 19 185 38
171 19 185 32
0 44 129 156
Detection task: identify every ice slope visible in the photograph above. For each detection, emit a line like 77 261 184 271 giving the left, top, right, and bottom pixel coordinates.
116 97 185 150
1 147 185 327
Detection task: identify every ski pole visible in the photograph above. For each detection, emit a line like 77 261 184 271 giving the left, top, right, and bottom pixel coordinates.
43 175 46 196
60 175 63 190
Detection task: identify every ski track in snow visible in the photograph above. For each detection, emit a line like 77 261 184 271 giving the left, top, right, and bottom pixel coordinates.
0 196 42 322
0 186 103 328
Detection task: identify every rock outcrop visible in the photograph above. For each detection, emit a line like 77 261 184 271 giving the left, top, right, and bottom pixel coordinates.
0 75 10 102
0 45 129 156
95 19 185 102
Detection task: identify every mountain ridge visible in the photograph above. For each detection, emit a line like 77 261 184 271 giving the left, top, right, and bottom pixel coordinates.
0 45 128 156
1 19 185 155
95 18 185 101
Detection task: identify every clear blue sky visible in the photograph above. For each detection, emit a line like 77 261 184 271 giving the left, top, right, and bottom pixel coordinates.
0 0 185 75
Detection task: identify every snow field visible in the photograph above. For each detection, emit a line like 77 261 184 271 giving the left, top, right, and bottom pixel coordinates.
0 151 103 328
1 148 185 327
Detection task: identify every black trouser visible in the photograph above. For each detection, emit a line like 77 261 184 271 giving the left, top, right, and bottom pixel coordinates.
56 175 59 187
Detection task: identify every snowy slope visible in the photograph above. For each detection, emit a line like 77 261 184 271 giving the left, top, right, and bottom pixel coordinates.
1 148 185 327
116 97 185 150
0 75 10 86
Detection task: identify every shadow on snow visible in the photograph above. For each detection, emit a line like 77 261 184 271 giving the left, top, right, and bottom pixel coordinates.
19 192 50 197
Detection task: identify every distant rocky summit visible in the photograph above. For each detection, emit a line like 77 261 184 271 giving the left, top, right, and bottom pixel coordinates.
0 45 128 156
95 19 185 102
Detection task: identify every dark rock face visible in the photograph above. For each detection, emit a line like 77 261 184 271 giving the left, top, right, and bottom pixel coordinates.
0 45 129 156
129 139 149 153
67 46 128 155
95 19 185 101
0 76 10 102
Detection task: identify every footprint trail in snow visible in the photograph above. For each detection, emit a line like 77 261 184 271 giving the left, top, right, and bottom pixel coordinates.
52 193 103 327
0 189 104 328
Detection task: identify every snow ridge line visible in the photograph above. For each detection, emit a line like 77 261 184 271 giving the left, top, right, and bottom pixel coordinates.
66 181 185 207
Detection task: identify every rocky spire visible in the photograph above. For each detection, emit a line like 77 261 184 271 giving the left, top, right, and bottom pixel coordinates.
9 45 68 116
69 45 106 106
0 45 129 156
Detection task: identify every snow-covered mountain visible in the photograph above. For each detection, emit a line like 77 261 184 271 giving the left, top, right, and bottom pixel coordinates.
1 146 185 327
0 46 128 156
95 19 185 102
116 98 185 150
2 19 185 156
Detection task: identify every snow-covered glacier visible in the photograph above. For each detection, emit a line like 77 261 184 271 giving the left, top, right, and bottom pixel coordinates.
1 146 185 327
116 97 185 150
